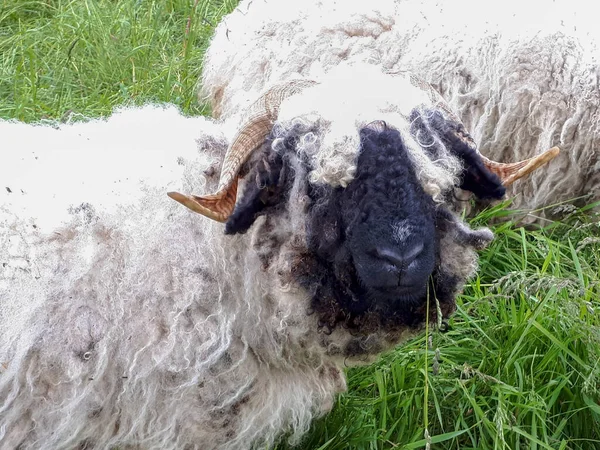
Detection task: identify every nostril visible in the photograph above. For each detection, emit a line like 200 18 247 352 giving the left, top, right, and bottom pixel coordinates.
375 243 424 269
403 242 424 265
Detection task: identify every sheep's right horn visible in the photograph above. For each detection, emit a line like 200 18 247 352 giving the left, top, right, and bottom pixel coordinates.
168 79 318 222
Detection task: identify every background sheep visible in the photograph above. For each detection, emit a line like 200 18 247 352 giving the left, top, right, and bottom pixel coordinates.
203 0 600 221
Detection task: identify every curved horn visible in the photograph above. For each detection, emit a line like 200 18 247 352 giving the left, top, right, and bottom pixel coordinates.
479 146 560 186
408 74 560 186
168 79 318 222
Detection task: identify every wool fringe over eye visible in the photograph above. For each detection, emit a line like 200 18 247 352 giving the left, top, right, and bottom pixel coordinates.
171 70 558 221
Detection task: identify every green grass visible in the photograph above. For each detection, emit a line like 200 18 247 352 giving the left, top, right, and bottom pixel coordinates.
2 1 600 449
0 0 237 120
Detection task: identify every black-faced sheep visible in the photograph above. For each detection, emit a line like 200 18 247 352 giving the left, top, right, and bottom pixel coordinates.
0 7 559 450
204 0 598 221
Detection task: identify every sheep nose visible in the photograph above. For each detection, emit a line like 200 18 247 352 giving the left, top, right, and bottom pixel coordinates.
375 242 424 270
370 242 429 291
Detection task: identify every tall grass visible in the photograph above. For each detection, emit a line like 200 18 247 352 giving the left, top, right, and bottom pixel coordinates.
0 0 237 120
2 1 600 448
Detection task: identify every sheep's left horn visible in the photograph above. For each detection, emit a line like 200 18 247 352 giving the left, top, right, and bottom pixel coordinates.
168 79 318 222
408 74 560 186
480 146 560 186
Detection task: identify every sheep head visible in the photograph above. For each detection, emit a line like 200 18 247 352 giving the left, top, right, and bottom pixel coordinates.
168 67 559 355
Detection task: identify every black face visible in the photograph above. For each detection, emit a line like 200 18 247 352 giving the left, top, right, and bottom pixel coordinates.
308 127 436 307
225 117 504 334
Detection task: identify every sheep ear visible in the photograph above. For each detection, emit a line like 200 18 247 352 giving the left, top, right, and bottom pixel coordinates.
453 143 507 200
423 110 505 199
408 76 559 191
224 150 288 235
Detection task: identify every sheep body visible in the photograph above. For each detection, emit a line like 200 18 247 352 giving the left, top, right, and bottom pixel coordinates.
204 0 600 218
0 105 350 449
1 67 469 446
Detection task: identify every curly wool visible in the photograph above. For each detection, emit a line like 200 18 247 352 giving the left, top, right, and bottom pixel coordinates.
203 0 600 219
0 106 348 450
0 101 494 449
1 24 504 450
0 2 519 448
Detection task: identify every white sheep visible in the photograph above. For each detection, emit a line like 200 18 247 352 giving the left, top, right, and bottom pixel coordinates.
204 0 599 220
0 3 558 450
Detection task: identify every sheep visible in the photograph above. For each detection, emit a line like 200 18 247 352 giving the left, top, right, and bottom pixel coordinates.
1 7 559 450
203 0 600 221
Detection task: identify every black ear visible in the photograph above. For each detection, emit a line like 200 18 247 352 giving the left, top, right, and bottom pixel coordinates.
453 145 506 200
224 147 289 235
427 110 506 200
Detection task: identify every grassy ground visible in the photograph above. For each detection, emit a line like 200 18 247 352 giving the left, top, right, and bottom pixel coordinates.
2 1 600 448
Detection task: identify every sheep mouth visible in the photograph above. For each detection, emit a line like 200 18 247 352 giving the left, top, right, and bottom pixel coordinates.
293 249 452 335
368 284 427 304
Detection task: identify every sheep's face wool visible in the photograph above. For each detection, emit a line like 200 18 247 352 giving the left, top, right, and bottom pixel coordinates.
223 74 501 362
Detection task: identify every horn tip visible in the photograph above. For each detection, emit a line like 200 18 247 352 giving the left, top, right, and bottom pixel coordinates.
167 191 186 202
167 191 230 223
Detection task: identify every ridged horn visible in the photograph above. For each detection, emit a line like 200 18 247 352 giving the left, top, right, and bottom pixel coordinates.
479 146 560 186
168 79 318 222
408 73 560 186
